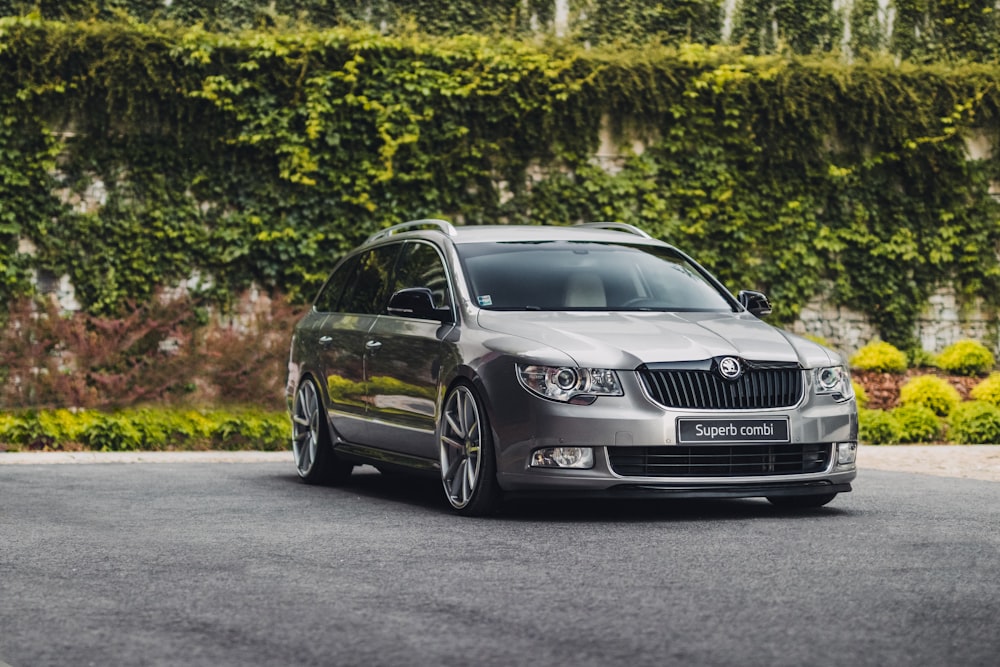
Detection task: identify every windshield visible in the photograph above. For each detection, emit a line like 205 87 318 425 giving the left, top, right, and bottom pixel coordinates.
458 241 737 312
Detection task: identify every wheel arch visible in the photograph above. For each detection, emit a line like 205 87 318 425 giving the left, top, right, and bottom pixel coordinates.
293 370 341 445
439 366 501 468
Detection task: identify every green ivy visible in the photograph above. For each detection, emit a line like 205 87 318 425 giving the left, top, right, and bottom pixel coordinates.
2 18 1000 349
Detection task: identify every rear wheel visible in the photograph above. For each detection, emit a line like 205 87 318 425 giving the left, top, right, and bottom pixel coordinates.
292 378 352 485
438 383 502 516
766 493 837 509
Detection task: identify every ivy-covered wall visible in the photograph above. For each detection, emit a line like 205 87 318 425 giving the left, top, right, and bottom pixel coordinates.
1 16 1000 351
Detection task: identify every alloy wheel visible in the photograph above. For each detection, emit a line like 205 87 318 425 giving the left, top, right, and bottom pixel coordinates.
292 379 321 477
439 385 483 509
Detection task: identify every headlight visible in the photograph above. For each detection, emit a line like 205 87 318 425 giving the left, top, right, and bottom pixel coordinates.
815 365 854 401
517 364 623 404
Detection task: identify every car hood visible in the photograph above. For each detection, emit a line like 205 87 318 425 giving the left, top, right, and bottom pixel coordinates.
476 310 839 369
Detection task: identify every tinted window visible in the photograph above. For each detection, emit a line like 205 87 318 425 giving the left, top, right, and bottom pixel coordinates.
313 255 358 313
459 241 735 312
339 244 401 315
391 242 453 311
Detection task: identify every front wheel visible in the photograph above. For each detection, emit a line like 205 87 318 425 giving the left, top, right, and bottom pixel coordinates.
291 377 353 485
766 493 837 509
438 383 502 516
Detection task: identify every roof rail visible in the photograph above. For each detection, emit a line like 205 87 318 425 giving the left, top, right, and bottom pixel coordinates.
365 219 457 244
575 222 652 239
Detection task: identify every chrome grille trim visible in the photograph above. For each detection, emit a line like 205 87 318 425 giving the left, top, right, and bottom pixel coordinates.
638 363 803 410
608 444 832 478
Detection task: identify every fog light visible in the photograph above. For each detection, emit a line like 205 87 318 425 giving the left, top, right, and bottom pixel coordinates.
837 442 858 465
530 447 594 469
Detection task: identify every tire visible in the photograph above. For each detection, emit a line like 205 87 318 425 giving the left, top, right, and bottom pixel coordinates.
291 377 353 485
438 383 503 516
766 493 837 509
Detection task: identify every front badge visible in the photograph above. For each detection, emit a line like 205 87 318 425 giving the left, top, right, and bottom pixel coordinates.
719 356 742 380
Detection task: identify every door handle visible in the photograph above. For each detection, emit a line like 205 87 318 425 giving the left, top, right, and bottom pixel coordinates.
365 340 382 351
318 335 333 345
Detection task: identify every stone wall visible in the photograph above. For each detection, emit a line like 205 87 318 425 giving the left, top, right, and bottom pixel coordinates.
791 288 999 358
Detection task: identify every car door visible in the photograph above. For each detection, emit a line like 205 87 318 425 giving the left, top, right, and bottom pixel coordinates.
364 240 457 458
312 244 400 444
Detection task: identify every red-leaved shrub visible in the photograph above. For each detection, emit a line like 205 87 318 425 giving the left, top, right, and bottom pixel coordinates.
0 291 303 410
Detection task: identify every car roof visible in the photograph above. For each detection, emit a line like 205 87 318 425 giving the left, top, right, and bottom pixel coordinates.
363 220 669 247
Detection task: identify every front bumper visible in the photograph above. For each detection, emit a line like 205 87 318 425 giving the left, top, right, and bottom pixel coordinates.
484 369 858 498
497 444 856 496
504 479 853 501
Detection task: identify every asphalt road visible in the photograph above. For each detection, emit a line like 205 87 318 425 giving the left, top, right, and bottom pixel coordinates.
1 461 998 667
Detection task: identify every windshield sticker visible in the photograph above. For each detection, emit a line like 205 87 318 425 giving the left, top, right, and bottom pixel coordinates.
477 295 493 307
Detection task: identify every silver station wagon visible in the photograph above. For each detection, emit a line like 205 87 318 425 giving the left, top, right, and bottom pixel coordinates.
286 220 858 515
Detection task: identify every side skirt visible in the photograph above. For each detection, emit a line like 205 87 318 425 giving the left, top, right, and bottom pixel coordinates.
333 441 440 478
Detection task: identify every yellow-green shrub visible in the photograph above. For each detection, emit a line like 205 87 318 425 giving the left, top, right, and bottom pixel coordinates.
79 414 144 451
891 404 942 443
852 380 869 408
858 409 899 445
907 348 938 369
0 413 19 450
936 340 995 376
970 372 1000 406
949 401 1000 444
0 408 288 451
850 341 908 374
898 375 961 417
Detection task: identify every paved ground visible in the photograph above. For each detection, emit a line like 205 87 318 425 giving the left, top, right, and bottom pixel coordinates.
859 444 1000 482
3 457 1000 667
2 445 999 481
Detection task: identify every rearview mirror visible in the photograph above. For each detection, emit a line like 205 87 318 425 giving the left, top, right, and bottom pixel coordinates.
738 290 772 318
387 288 453 323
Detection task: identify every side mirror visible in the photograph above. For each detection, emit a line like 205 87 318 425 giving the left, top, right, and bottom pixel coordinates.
738 290 772 318
387 287 452 323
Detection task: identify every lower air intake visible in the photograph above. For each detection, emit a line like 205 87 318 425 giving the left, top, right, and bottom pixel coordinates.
608 444 832 477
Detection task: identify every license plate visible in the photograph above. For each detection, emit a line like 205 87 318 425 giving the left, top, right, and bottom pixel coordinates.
677 418 790 444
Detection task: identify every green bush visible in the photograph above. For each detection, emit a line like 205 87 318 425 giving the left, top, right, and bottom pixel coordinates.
891 404 942 443
0 407 288 451
852 380 869 408
209 410 287 451
970 372 1000 406
949 401 1000 445
79 414 144 451
936 340 995 376
0 413 20 450
897 375 962 417
850 341 908 374
36 409 99 442
858 408 900 445
907 348 938 369
0 411 79 449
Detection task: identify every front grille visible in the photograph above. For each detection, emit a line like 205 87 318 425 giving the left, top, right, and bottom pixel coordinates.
638 366 803 410
608 444 831 477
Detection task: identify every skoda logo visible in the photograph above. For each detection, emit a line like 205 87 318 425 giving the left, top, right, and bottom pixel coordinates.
718 357 743 380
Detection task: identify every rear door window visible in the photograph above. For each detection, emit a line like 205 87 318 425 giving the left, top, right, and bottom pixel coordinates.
313 255 358 313
339 244 401 315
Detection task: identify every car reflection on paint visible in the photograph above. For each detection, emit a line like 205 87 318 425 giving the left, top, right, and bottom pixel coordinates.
286 220 858 515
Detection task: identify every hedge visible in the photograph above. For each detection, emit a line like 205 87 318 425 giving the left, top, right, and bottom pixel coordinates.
0 407 289 452
5 1 1000 61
